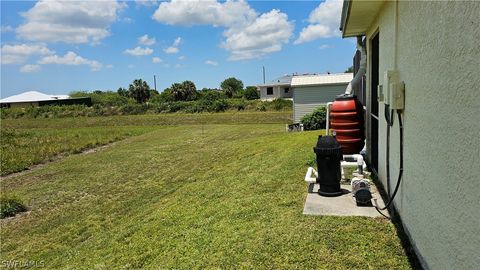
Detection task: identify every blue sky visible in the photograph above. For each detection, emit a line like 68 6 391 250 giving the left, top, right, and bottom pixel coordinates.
1 0 356 98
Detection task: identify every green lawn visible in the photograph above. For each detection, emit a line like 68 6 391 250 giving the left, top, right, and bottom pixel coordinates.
0 114 411 269
0 112 291 176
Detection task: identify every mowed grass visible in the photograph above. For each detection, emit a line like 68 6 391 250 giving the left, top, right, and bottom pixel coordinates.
0 126 157 176
0 116 411 268
0 112 291 176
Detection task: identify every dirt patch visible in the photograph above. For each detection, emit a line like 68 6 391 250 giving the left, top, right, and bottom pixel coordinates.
0 143 115 181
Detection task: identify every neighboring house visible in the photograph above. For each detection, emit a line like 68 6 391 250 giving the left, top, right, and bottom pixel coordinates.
340 1 478 269
257 75 293 101
292 73 352 123
0 91 91 108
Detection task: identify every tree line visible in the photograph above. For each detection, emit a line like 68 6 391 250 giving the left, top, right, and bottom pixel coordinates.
112 77 259 104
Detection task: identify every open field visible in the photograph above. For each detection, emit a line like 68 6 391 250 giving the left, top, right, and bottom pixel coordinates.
1 113 410 268
0 112 291 176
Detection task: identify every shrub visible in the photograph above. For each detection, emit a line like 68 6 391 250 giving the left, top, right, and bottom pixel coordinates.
1 195 27 219
244 86 260 100
212 99 229 112
120 104 149 115
301 106 327 130
198 89 225 102
270 98 292 111
70 91 134 106
228 99 247 111
220 77 244 98
233 89 245 99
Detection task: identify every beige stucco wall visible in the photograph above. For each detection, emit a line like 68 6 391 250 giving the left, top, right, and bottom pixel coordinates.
364 1 480 269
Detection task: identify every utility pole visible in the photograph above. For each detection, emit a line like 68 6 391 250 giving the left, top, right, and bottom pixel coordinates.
262 66 266 83
154 75 157 91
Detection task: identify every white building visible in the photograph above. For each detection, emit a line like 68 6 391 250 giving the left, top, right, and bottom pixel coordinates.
257 75 293 101
0 91 90 108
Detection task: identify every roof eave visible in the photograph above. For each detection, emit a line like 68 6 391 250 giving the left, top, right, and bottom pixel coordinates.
292 82 351 88
339 0 352 38
257 83 291 87
340 0 386 38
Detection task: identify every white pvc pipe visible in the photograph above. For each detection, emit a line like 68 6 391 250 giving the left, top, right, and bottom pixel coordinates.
325 102 333 135
304 167 318 183
345 36 367 95
343 154 365 167
341 154 366 179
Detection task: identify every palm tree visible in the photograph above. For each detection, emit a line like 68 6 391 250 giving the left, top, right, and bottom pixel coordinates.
128 79 150 103
170 83 184 101
181 80 197 101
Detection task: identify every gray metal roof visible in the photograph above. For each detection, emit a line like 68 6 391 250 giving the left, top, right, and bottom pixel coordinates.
257 75 293 87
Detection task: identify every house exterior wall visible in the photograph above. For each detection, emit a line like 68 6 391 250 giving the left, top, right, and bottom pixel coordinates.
293 84 347 123
364 1 479 269
8 102 39 108
259 86 292 100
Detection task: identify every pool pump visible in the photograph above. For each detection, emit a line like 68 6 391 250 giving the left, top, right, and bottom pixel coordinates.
351 177 372 206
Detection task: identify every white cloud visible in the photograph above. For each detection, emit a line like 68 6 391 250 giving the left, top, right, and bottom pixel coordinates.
20 64 41 73
138 34 156 46
204 60 218 66
222 9 293 60
295 0 342 44
38 51 102 71
153 0 256 27
1 25 14 33
1 44 54 64
16 1 124 44
124 46 153 56
163 37 181 54
178 55 185 60
106 64 114 68
152 0 293 60
135 0 159 7
152 57 162 63
128 64 135 68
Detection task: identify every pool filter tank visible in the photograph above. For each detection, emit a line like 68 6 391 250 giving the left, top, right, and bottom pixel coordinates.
313 135 343 197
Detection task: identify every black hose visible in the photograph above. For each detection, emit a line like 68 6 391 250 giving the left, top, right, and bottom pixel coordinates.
375 110 403 216
384 105 394 198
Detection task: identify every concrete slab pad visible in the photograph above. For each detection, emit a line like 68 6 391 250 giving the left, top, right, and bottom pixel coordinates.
303 184 389 218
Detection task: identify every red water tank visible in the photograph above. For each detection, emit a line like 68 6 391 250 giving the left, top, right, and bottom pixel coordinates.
330 95 365 154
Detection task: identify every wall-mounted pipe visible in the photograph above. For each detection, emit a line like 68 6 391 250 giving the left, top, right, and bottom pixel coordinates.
345 36 366 95
325 102 333 135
